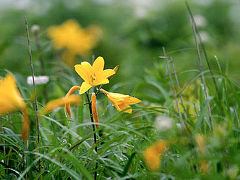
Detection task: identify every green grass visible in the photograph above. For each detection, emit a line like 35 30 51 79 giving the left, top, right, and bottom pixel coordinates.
1 0 240 179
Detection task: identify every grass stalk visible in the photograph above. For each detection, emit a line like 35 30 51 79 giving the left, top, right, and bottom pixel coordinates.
85 92 98 180
185 5 213 131
185 1 218 93
170 57 188 120
162 47 184 126
24 16 41 176
32 26 48 102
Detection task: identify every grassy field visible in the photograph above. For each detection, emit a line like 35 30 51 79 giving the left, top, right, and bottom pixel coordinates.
1 0 240 179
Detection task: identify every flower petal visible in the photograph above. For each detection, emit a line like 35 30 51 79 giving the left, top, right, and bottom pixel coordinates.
75 62 92 83
80 82 92 94
92 56 104 72
128 96 141 104
65 86 81 118
97 79 109 85
118 103 132 113
103 69 115 79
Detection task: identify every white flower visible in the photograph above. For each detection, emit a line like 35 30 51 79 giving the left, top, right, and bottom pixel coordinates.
155 115 173 131
193 15 207 27
27 76 49 85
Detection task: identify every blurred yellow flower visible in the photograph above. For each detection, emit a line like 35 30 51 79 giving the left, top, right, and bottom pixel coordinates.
91 92 99 129
47 19 102 66
144 141 168 170
175 80 200 115
0 74 30 140
39 95 82 115
100 89 141 113
75 56 115 94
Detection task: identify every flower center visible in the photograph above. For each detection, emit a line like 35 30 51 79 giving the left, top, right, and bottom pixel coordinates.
90 73 96 83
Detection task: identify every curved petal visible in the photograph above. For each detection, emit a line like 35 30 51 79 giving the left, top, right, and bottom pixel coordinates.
95 79 109 86
92 56 104 72
103 69 115 79
75 62 92 83
80 82 92 94
65 86 81 118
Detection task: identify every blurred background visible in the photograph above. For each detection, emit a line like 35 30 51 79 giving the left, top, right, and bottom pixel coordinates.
0 0 240 98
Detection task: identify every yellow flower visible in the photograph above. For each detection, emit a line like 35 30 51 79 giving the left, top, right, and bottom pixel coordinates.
91 93 99 129
47 19 102 66
0 74 30 140
75 56 115 94
100 89 141 113
143 141 168 170
39 95 82 115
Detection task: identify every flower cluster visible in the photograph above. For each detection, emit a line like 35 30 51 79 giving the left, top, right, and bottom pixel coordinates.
65 56 141 127
48 20 102 66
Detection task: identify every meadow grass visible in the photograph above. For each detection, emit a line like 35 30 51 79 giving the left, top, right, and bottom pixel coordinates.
1 2 240 180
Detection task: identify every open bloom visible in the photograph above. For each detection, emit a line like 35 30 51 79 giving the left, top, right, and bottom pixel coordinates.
100 89 141 113
75 56 115 94
47 20 102 66
144 141 168 170
0 74 30 140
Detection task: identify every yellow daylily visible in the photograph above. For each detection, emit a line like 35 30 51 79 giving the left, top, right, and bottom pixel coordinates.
100 89 141 113
39 95 82 115
0 74 30 140
75 56 115 94
143 141 168 170
47 19 102 66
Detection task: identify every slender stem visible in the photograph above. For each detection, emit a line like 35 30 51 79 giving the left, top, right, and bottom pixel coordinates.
234 107 240 129
85 92 98 180
185 6 213 132
163 47 183 125
33 28 48 102
170 57 188 120
185 2 218 94
25 16 41 176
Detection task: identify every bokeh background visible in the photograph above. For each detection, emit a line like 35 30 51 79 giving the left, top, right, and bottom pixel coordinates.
1 0 240 94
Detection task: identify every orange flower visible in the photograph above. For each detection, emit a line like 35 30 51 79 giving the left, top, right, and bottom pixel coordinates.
144 141 168 170
0 74 29 140
100 89 141 113
91 93 99 129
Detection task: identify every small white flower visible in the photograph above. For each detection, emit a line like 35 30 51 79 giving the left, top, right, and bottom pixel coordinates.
199 31 209 42
27 76 49 85
193 15 207 27
155 115 173 131
135 7 147 19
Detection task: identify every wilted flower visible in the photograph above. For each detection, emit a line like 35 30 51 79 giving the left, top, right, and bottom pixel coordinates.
0 74 29 140
47 19 102 66
144 141 168 170
75 56 115 94
100 89 141 113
